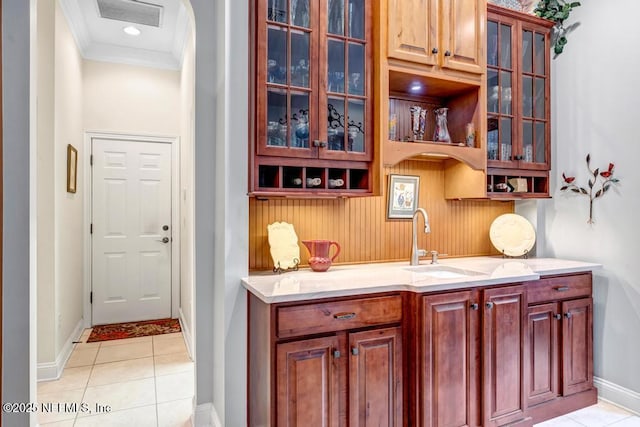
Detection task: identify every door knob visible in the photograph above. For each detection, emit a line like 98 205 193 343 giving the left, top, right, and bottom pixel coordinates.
162 225 169 231
157 237 170 243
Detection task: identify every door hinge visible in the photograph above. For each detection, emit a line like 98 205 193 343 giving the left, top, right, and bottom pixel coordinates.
90 223 93 234
90 154 93 166
90 292 93 304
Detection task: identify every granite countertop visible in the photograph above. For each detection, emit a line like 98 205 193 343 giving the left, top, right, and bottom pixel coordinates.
241 257 602 303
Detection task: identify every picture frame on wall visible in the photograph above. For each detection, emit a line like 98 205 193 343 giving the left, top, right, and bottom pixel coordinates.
387 174 420 219
67 144 78 193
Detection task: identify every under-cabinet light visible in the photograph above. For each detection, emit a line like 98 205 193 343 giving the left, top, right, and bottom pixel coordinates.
409 83 423 93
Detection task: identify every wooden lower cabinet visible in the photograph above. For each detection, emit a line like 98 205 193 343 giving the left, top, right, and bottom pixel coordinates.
248 275 595 426
483 285 528 426
349 327 403 427
526 274 596 424
526 302 560 407
275 327 403 427
276 336 340 426
420 290 481 427
249 293 403 426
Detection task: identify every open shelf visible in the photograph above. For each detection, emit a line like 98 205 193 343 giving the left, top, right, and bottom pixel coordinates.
254 163 371 197
486 168 549 199
383 75 486 171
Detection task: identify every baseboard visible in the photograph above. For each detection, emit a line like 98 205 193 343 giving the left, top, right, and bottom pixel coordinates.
194 403 222 427
595 376 640 415
179 308 194 359
37 318 85 381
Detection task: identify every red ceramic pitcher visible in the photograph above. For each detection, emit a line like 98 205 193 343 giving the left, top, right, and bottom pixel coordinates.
302 239 341 272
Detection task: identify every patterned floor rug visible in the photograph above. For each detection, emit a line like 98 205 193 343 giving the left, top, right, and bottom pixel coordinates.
87 318 181 342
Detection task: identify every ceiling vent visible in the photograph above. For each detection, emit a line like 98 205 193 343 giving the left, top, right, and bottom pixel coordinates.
96 0 163 27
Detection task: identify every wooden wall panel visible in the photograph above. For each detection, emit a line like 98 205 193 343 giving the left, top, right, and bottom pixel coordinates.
249 160 514 271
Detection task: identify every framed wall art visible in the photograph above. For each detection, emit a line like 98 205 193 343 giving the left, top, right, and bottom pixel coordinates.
387 174 420 219
67 144 78 193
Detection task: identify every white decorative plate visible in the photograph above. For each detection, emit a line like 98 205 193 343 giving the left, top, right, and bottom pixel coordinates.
489 213 536 257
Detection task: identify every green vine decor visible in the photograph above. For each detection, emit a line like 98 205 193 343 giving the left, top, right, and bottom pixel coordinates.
561 154 620 224
534 0 581 56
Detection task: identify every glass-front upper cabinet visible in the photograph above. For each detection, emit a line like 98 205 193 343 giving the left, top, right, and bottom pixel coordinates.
256 0 372 162
487 6 552 171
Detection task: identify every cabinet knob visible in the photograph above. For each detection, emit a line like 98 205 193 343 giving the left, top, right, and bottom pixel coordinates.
470 303 479 310
554 286 570 292
565 312 572 319
554 313 562 320
313 140 327 148
333 350 341 359
432 47 439 54
351 347 359 356
444 50 451 57
486 301 494 309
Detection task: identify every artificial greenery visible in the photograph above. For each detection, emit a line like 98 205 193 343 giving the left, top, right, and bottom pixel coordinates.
533 0 581 56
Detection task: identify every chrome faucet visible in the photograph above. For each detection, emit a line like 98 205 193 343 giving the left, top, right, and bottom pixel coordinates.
410 208 430 266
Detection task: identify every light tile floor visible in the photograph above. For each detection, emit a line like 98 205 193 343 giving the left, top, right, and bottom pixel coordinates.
38 329 194 426
535 401 640 426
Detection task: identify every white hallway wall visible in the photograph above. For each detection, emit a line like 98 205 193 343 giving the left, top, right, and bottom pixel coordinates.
524 0 640 413
35 0 85 378
2 0 240 424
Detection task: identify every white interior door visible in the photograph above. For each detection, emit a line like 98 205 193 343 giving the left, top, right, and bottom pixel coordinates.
92 137 172 325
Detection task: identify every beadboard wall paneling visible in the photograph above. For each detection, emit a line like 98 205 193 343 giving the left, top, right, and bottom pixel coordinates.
249 160 514 271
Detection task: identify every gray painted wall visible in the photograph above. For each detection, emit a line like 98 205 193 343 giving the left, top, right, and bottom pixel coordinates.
192 0 249 424
523 0 640 408
2 0 34 425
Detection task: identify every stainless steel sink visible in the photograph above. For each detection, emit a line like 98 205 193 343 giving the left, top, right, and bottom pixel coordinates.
404 265 484 279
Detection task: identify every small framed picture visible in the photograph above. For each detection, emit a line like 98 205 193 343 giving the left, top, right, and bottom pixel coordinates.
67 144 78 193
387 174 420 219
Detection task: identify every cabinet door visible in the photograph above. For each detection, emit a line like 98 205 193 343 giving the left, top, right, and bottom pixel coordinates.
258 0 319 159
387 0 438 66
277 336 340 426
440 0 483 74
487 12 518 167
349 327 403 427
519 21 551 171
320 0 373 161
483 285 527 426
526 302 560 407
422 291 480 427
562 298 593 396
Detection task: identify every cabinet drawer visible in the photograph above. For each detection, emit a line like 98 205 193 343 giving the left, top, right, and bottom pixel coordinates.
277 295 402 339
527 274 591 304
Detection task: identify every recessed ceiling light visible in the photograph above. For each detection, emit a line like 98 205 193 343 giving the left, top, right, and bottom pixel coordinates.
123 26 141 36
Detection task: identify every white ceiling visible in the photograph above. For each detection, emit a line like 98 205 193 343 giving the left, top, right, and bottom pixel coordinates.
59 0 190 70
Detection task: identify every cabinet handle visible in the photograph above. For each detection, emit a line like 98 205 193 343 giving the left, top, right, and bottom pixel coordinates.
351 347 359 356
333 312 356 320
444 50 451 57
554 286 570 292
486 301 494 309
432 47 438 54
565 312 572 319
554 313 562 320
470 303 479 310
333 350 341 359
313 140 327 148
